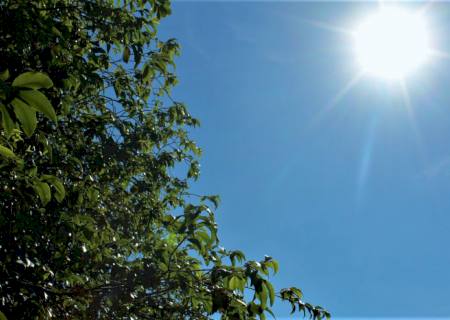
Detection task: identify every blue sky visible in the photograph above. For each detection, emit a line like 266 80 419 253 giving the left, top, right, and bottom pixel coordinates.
160 1 450 317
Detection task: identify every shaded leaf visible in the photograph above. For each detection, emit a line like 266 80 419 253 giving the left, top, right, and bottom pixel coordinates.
18 90 57 122
0 104 15 135
123 46 131 63
0 69 9 81
51 26 62 37
11 98 37 137
132 45 142 68
142 64 153 82
188 237 202 251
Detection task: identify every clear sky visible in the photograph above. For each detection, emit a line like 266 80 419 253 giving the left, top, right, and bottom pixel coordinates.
160 1 450 317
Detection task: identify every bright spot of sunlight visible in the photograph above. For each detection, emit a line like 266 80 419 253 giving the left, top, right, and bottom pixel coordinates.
354 6 431 80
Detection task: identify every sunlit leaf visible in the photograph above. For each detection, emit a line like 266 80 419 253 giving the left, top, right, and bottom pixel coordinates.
12 72 53 89
33 181 51 206
265 281 275 306
228 276 243 291
42 175 65 202
0 145 16 159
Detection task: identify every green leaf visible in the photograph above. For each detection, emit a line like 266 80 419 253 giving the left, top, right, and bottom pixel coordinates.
265 281 275 306
230 250 245 266
0 145 16 159
266 308 276 319
291 287 303 299
264 258 279 275
11 98 37 137
42 175 65 202
228 276 241 290
132 45 142 68
0 69 9 81
18 90 57 122
33 181 51 206
259 284 268 308
188 237 202 251
123 46 131 63
0 310 7 320
86 186 99 204
290 303 296 314
0 104 15 135
201 195 220 209
12 72 53 89
142 64 152 82
248 302 260 315
51 26 62 37
271 260 279 274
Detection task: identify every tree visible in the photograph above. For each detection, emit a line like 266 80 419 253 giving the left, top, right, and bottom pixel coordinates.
0 1 330 319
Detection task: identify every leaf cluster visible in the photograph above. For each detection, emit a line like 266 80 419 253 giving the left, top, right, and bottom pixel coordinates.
0 1 329 319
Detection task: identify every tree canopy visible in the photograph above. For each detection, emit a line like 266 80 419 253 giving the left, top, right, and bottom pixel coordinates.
0 1 330 319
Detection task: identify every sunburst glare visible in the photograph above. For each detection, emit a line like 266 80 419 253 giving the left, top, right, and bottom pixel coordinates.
301 1 444 204
353 6 432 80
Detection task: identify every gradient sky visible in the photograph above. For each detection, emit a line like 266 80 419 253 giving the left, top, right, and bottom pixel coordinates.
159 1 450 317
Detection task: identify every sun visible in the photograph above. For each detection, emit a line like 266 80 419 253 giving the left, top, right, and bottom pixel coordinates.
354 7 431 80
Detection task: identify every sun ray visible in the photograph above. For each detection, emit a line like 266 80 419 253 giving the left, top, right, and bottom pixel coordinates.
355 114 377 208
306 71 364 131
399 80 428 164
301 18 354 37
327 71 364 111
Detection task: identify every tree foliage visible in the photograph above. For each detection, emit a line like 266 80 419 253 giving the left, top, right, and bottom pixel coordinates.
0 1 330 319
